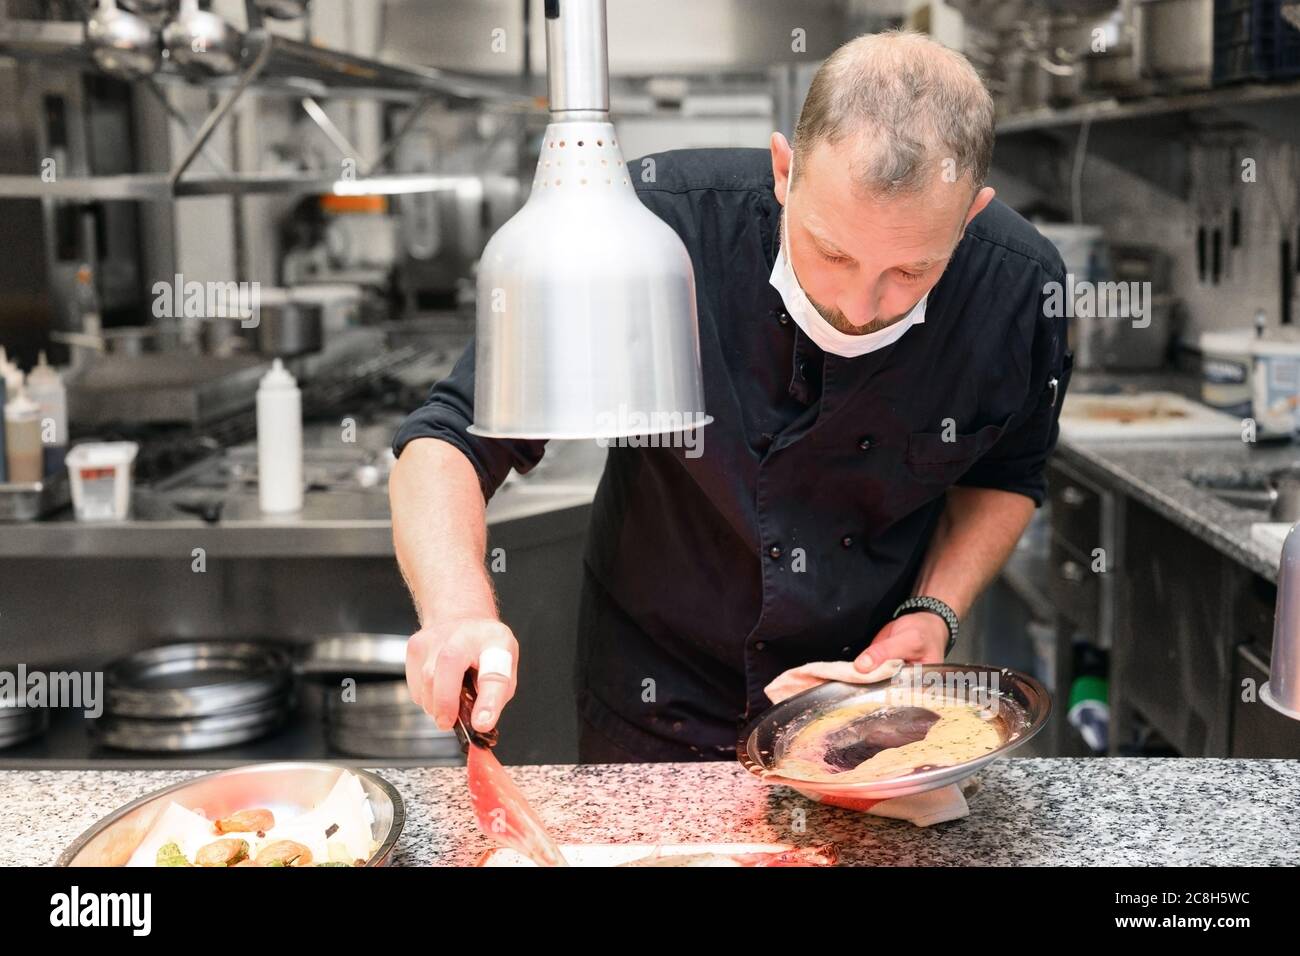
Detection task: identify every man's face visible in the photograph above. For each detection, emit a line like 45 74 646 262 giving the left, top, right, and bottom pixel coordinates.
771 133 994 335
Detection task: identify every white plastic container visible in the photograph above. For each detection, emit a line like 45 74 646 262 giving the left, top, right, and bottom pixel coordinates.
1200 329 1255 418
65 441 139 521
256 358 303 514
1252 333 1300 437
25 351 67 474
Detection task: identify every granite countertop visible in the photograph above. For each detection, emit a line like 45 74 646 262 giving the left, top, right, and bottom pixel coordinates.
1057 370 1299 583
4 758 1298 866
1056 437 1296 583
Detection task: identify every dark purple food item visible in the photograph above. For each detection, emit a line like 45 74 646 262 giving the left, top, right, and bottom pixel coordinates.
820 706 940 772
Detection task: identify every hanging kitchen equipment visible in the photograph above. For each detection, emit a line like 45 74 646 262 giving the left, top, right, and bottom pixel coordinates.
162 0 245 76
469 0 710 440
86 0 161 79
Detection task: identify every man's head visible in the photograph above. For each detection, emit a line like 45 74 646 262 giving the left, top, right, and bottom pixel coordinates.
772 30 996 335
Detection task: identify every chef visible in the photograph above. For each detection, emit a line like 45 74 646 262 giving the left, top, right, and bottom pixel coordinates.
389 30 1072 762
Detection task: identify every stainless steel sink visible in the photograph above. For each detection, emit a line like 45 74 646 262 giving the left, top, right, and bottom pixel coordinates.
1186 465 1300 515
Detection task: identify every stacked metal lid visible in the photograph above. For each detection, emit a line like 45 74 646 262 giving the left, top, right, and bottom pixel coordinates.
0 665 50 750
297 633 461 762
95 641 292 752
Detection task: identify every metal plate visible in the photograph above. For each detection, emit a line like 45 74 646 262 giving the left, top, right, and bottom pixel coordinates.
56 762 404 867
328 723 464 760
737 664 1051 801
94 704 289 752
106 641 292 718
0 709 49 749
328 705 448 733
296 633 408 676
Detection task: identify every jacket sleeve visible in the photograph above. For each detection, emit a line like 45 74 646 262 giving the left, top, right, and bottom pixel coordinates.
956 261 1073 507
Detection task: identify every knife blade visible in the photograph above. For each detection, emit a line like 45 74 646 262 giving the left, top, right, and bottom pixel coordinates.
455 670 569 867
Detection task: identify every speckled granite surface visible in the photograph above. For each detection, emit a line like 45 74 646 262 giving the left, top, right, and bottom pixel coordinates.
1058 370 1298 583
3 758 1298 866
1056 437 1295 583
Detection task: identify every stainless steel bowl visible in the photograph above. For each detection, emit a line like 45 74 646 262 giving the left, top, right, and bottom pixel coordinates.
57 762 404 867
737 663 1050 801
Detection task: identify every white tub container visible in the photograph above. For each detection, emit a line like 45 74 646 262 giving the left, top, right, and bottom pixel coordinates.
65 441 139 521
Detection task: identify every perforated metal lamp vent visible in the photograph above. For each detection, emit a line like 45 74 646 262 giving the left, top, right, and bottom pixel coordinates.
467 0 711 439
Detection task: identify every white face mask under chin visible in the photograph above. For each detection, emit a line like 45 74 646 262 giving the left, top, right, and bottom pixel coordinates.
768 156 927 359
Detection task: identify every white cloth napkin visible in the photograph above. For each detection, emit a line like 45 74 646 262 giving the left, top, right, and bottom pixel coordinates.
762 658 971 827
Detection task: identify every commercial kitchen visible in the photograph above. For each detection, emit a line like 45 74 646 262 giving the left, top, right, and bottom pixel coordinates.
0 0 1299 878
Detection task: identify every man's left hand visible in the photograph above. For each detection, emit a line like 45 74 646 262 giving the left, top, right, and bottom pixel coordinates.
854 612 948 672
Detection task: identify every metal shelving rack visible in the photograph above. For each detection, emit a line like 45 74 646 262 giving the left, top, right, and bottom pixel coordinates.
0 15 542 200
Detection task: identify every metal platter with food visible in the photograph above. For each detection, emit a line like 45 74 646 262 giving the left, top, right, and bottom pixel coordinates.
738 664 1051 801
57 763 404 868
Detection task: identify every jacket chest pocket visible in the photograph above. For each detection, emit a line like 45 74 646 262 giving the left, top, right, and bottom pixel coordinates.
905 413 1013 483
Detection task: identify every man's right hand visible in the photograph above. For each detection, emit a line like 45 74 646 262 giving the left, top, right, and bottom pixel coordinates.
405 619 519 733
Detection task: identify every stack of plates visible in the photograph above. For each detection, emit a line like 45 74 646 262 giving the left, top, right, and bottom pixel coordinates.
296 633 460 761
325 679 462 760
0 665 49 749
94 642 292 752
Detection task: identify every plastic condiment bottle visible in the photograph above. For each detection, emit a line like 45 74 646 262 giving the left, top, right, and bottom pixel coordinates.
4 383 43 484
25 351 67 475
0 351 22 401
256 358 303 514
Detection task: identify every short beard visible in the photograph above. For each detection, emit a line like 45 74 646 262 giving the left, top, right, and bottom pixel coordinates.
807 293 908 336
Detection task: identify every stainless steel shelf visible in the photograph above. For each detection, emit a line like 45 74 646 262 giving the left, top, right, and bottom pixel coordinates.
0 18 538 106
997 77 1300 135
0 171 511 200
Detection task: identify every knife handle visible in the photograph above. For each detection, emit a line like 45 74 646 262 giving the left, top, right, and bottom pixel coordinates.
454 668 500 751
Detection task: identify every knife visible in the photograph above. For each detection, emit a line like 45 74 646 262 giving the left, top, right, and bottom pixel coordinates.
454 670 569 867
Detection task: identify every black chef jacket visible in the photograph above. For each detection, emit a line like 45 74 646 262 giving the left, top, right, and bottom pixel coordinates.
393 147 1073 761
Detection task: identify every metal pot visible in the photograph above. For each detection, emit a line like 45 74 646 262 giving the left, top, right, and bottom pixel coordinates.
1135 0 1214 91
242 289 324 357
1082 44 1148 98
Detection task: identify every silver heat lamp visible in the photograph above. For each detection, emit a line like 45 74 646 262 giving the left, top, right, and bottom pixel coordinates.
468 0 710 439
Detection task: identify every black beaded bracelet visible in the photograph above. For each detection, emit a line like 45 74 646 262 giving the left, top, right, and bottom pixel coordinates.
892 596 959 657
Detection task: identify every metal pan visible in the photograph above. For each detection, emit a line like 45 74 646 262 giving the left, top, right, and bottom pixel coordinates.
57 762 403 866
93 704 289 752
301 673 413 718
328 723 464 760
296 633 408 676
0 709 49 749
737 663 1050 801
328 704 448 733
106 641 292 718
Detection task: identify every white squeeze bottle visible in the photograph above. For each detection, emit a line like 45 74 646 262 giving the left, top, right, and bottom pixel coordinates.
26 351 67 474
256 359 303 514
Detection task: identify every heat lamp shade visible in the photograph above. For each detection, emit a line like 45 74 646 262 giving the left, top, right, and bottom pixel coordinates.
468 121 710 440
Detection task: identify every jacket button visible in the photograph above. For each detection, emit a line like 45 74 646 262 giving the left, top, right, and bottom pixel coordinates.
841 535 854 548
858 436 873 451
841 645 852 655
768 544 783 560
779 313 791 326
755 641 766 651
798 361 808 381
